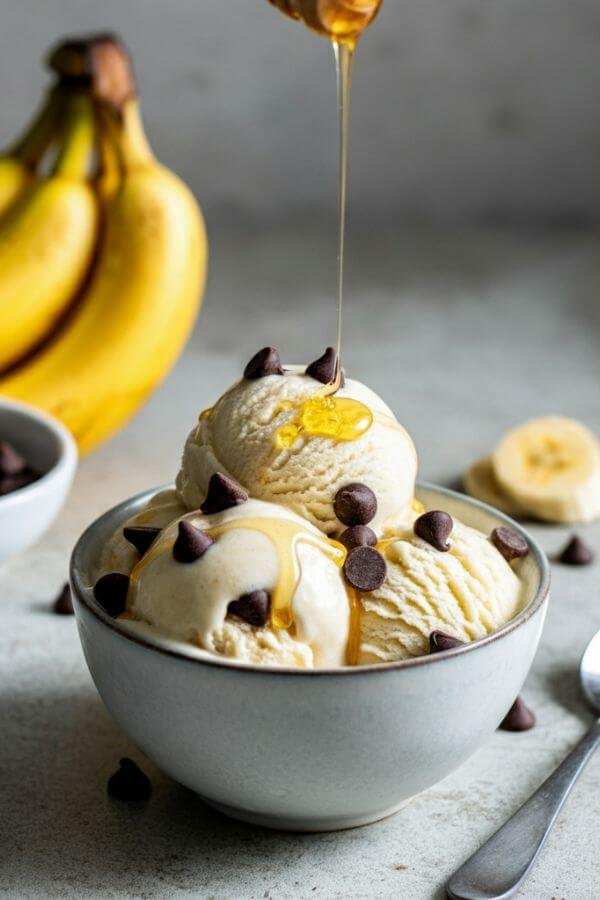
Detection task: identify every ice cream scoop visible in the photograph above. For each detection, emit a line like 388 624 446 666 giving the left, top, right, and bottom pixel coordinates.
359 517 524 663
176 361 417 536
117 498 352 668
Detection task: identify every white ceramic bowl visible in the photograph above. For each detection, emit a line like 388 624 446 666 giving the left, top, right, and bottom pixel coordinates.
0 398 77 562
71 483 549 832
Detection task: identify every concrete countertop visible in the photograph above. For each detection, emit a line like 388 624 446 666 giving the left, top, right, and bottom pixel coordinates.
1 226 599 899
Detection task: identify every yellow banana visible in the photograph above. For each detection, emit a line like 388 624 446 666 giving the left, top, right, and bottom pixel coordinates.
0 98 207 454
0 90 98 371
0 87 62 216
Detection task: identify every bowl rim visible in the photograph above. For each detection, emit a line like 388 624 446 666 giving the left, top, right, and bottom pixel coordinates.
71 480 550 677
0 396 78 509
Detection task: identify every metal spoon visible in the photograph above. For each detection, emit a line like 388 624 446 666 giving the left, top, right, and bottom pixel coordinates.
447 628 600 900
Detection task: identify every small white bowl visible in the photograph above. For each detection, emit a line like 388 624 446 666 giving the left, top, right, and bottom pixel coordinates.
0 397 77 562
71 483 549 832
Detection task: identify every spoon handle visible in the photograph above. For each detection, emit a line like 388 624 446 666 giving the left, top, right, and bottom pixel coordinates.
447 719 600 900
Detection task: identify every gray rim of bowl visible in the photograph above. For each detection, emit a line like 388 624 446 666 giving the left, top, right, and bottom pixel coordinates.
70 481 551 678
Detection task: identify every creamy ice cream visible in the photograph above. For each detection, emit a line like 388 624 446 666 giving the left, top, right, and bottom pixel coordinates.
92 347 527 670
176 365 417 536
106 496 351 668
359 518 524 663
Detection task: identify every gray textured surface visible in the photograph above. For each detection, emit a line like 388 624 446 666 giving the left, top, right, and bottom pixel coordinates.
1 226 600 898
3 1 600 224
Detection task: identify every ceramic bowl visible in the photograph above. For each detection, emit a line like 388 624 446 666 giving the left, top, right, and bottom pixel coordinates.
70 482 549 832
0 398 77 563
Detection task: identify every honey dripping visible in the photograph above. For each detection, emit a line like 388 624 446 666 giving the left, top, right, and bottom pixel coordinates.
268 0 383 450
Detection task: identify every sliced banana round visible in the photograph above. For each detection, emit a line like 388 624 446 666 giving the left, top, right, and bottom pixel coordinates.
464 456 524 517
492 416 600 523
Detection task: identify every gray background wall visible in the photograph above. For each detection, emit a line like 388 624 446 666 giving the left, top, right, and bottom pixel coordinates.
2 0 600 226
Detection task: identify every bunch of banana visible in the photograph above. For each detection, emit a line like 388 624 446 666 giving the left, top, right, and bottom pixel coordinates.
0 35 207 454
466 416 600 523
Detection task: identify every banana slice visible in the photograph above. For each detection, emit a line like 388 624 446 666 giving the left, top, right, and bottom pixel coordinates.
464 456 524 517
492 416 600 523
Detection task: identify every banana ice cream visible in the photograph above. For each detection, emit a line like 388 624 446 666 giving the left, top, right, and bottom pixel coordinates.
176 351 417 535
93 347 528 669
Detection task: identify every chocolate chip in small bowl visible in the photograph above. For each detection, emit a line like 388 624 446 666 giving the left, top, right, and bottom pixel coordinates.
414 510 453 552
0 439 40 496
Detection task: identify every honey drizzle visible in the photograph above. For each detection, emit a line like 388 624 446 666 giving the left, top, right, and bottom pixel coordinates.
126 514 361 664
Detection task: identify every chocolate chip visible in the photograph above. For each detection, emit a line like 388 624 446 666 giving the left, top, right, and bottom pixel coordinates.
499 696 535 732
491 526 529 562
93 572 129 617
228 590 271 627
201 472 248 515
339 525 378 552
243 347 284 379
305 347 340 384
558 535 594 566
414 510 453 552
0 440 27 476
0 468 38 495
53 583 74 615
123 525 161 556
429 631 465 653
334 483 377 527
343 546 387 592
107 758 152 802
173 520 214 563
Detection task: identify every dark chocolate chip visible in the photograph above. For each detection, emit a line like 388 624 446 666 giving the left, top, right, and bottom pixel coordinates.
243 347 284 379
334 482 378 527
414 510 453 552
429 631 466 653
339 525 378 552
305 347 340 385
499 696 535 732
201 472 248 515
228 590 271 627
0 440 27 476
53 583 74 615
491 526 529 562
123 525 161 556
343 546 387 592
93 572 129 617
558 535 594 566
0 468 37 495
107 758 152 802
173 520 214 563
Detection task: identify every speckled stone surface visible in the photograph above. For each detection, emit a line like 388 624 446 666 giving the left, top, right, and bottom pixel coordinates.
1 227 599 899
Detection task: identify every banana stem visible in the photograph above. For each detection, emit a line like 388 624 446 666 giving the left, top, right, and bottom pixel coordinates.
52 92 95 179
4 87 63 169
